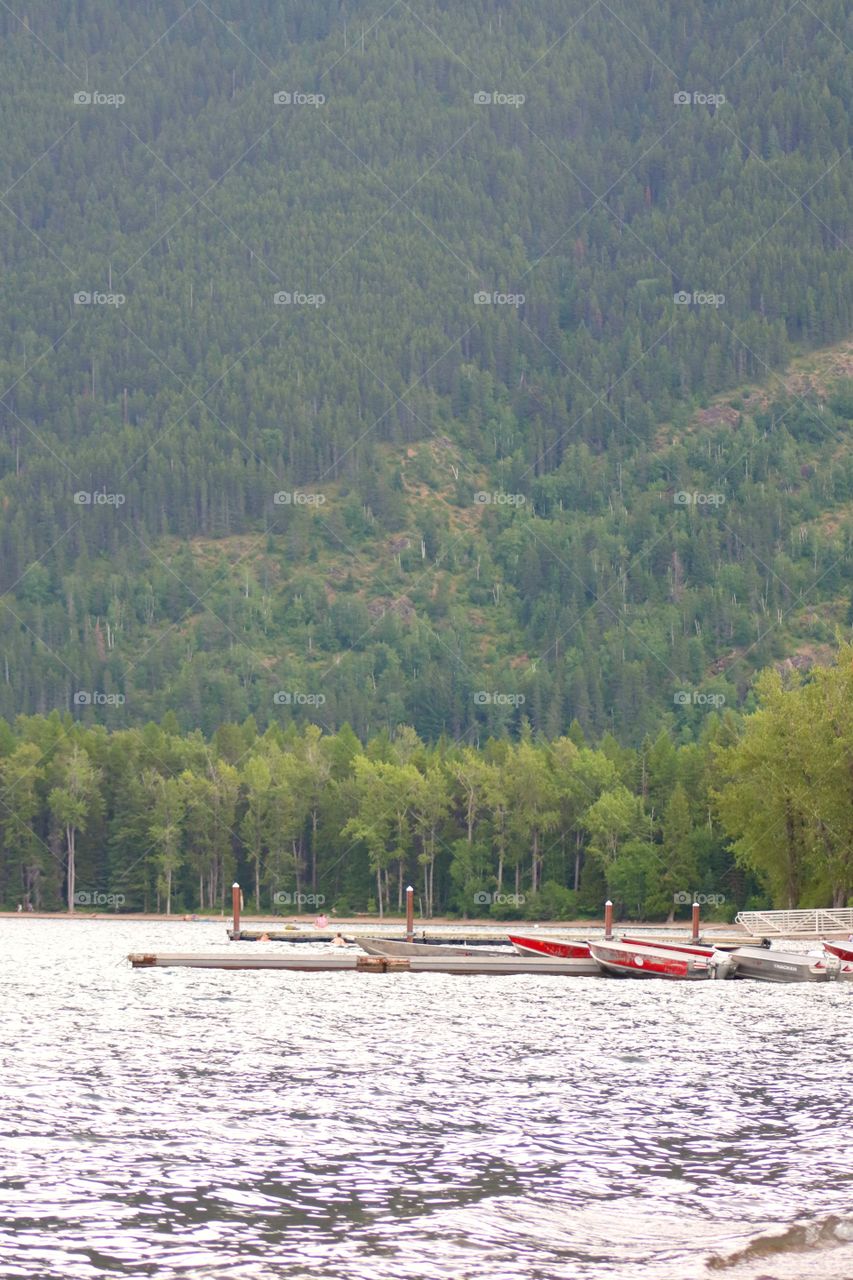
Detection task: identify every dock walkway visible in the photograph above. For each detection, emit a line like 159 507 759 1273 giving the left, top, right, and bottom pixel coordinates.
128 951 602 975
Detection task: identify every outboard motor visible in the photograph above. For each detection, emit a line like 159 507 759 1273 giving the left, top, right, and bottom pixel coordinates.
824 953 841 981
708 949 736 980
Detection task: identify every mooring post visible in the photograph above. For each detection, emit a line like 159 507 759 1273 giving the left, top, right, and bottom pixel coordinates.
692 901 700 942
604 899 613 940
232 882 241 939
405 885 414 942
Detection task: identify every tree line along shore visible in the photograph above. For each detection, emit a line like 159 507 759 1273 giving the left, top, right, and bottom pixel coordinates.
3 647 853 919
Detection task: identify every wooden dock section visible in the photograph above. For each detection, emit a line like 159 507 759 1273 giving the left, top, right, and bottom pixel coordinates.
128 951 604 976
228 928 514 944
226 927 756 947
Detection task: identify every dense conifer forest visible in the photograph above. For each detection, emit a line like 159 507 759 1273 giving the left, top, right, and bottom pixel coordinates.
0 2 850 912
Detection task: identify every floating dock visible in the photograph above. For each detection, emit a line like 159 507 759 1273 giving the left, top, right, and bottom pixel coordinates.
227 927 756 947
138 887 850 980
127 951 604 975
226 928 514 944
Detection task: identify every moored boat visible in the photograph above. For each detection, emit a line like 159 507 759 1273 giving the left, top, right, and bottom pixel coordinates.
728 945 853 983
620 936 716 958
358 938 505 958
589 938 732 979
406 952 603 976
823 939 853 963
508 934 592 959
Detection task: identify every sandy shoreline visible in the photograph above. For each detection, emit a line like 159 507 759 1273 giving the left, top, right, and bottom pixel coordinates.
0 909 613 928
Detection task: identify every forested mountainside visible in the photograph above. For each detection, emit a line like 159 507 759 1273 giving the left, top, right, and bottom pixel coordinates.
0 0 851 743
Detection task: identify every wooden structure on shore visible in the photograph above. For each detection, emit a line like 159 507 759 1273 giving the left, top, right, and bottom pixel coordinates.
736 907 853 937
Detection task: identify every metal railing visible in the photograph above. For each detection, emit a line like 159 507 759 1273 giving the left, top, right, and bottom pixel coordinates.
736 908 853 936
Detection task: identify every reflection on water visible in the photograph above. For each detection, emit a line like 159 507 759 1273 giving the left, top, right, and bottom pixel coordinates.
1 920 853 1279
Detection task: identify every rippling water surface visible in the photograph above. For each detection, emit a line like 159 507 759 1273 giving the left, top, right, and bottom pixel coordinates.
2 920 853 1279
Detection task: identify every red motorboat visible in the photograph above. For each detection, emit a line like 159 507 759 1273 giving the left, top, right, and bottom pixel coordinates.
823 939 853 963
589 938 732 980
508 934 592 959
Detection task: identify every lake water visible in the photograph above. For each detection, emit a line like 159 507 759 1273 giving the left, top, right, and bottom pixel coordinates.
2 919 853 1279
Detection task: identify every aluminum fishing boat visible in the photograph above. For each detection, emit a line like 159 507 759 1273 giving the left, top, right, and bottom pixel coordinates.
728 946 853 983
358 938 505 958
405 952 603 976
359 938 602 975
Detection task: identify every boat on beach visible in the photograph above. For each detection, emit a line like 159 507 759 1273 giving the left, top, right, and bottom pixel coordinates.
588 938 732 979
